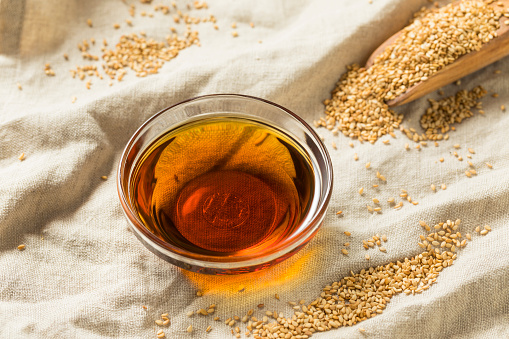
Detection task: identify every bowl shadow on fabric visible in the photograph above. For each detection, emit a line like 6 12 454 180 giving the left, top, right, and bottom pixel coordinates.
178 237 329 308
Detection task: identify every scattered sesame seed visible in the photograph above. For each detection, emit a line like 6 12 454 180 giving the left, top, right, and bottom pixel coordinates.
441 184 446 190
354 153 359 161
486 162 493 168
87 18 93 27
336 211 343 215
372 198 379 204
206 325 212 332
249 22 254 28
232 31 238 37
365 254 370 260
341 249 349 255
365 162 371 169
344 231 351 236
480 229 488 235
186 325 193 333
17 244 25 251
359 187 364 195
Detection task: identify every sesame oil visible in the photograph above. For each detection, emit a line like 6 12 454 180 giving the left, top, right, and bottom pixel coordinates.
131 118 314 256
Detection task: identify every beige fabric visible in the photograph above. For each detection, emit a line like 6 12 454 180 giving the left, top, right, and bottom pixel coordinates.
1 0 509 338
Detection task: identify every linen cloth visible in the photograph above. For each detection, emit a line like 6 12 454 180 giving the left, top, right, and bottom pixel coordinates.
1 0 508 338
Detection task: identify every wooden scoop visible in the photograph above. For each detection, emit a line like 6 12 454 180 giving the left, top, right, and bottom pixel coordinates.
365 0 509 107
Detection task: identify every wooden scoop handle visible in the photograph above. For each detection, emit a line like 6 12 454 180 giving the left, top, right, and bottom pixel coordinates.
365 0 509 107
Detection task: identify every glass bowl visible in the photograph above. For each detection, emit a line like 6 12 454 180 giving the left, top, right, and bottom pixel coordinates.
117 94 333 275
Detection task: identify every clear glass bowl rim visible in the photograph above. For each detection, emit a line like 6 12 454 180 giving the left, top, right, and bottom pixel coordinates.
116 94 333 271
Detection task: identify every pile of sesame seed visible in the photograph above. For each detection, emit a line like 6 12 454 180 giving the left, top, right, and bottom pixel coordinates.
317 1 502 143
101 29 199 79
420 86 487 140
246 219 468 338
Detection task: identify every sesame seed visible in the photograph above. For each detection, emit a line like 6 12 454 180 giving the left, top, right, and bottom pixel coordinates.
484 225 491 231
155 320 163 325
17 82 22 90
475 226 481 233
480 229 488 235
381 234 387 242
17 244 25 251
431 184 436 191
331 141 337 149
365 162 371 169
486 162 493 168
354 153 359 161
365 254 370 260
206 325 212 332
249 22 254 28
336 211 343 215
187 325 193 333
379 247 387 252
344 231 351 236
441 184 446 190
87 19 92 27
359 187 364 195
341 249 349 255
232 31 238 37
468 148 475 154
